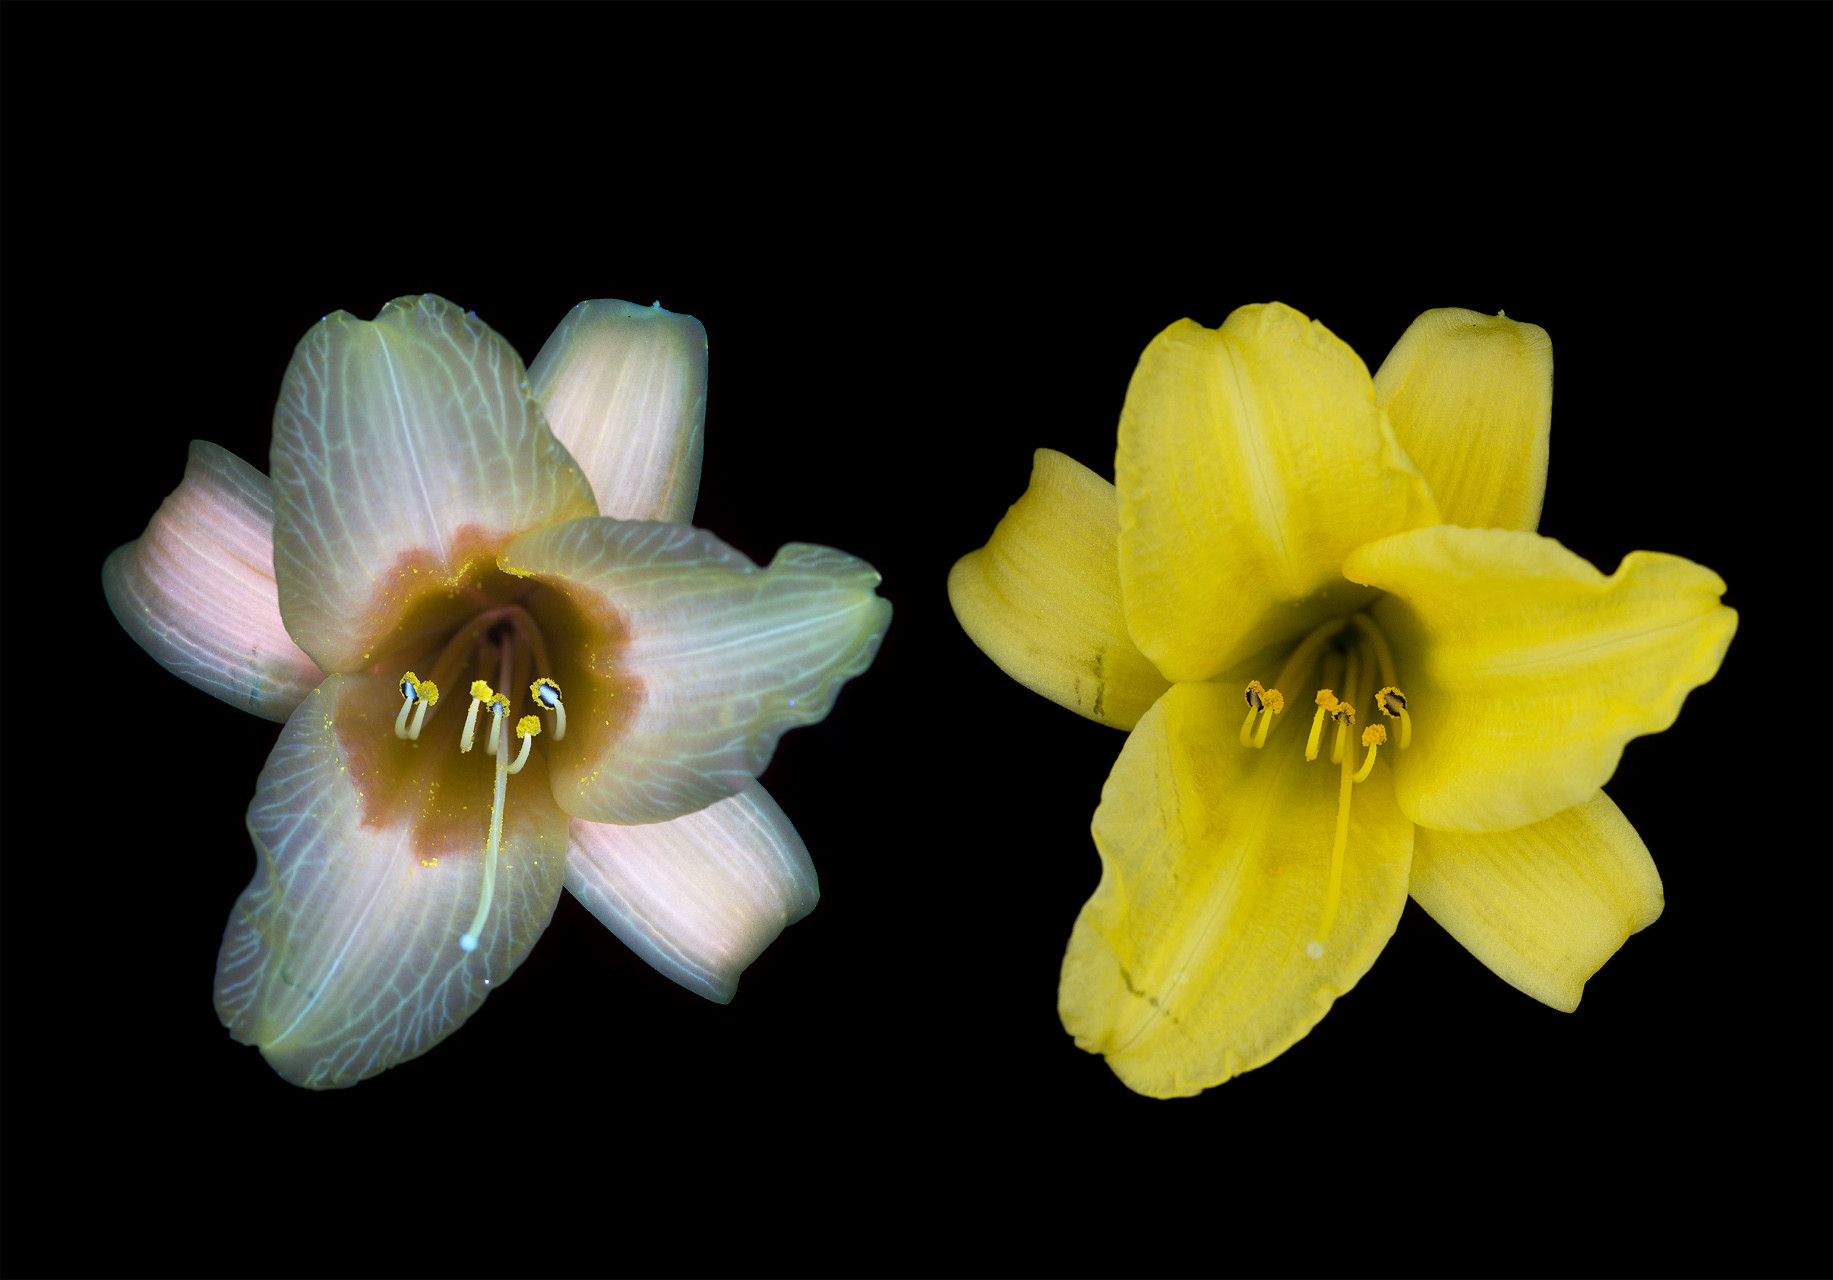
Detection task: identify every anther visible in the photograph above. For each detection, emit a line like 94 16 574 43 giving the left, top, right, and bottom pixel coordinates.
530 677 566 741
1353 724 1386 783
394 672 422 740
1377 685 1412 749
507 716 541 775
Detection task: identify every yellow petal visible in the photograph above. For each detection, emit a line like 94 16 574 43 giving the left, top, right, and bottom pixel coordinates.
502 519 890 825
1117 304 1439 681
1374 308 1553 532
1345 526 1736 832
1410 790 1662 1012
103 440 325 721
948 449 1169 729
1060 680 1413 1098
527 300 707 524
270 295 598 672
215 674 571 1088
565 780 818 1004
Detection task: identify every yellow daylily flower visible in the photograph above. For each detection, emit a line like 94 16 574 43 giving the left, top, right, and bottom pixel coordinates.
104 295 890 1088
950 302 1734 1098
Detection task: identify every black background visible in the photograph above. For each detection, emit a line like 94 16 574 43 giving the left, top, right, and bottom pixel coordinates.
4 6 1827 1279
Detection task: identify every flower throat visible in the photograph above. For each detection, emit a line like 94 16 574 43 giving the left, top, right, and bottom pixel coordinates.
1235 612 1410 961
389 604 567 954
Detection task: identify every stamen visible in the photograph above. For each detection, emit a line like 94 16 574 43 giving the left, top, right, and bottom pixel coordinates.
530 677 566 742
461 680 495 754
460 705 512 955
408 681 438 740
1240 681 1272 748
1252 687 1284 748
1353 724 1386 783
394 672 422 740
1306 690 1338 762
1377 685 1412 750
506 716 540 776
484 694 510 756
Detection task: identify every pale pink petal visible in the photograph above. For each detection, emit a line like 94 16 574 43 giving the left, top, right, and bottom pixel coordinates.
270 295 598 673
528 300 707 523
565 781 818 1003
503 518 891 825
215 673 571 1088
103 440 324 722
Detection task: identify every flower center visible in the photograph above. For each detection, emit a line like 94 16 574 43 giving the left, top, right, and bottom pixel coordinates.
387 603 568 955
1234 611 1411 962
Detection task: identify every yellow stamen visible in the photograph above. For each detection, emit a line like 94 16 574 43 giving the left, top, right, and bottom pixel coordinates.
1306 689 1337 762
507 715 540 776
530 677 566 742
461 679 495 754
1377 685 1412 750
1253 687 1283 748
394 672 422 739
1353 723 1386 783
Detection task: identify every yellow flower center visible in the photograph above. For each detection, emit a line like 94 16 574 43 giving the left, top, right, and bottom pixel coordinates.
386 604 570 954
1236 611 1411 962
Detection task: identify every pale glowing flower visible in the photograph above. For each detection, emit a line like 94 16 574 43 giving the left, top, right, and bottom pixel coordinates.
950 303 1734 1098
105 295 889 1088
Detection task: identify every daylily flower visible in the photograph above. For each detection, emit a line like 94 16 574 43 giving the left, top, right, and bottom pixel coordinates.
104 295 890 1089
949 303 1734 1098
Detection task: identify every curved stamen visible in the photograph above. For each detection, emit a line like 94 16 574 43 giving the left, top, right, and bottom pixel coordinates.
394 672 422 740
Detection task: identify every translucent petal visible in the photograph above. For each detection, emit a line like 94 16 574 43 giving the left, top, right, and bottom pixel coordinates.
1117 304 1439 682
527 300 707 524
565 780 818 1004
102 440 324 722
215 673 571 1088
1060 681 1413 1098
1374 308 1553 532
1345 525 1736 832
270 295 598 673
1410 790 1662 1012
502 518 891 825
949 448 1170 729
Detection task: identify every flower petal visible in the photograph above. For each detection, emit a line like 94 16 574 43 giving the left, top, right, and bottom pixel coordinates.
1117 304 1439 682
215 673 571 1088
1374 308 1553 532
1344 526 1736 832
948 449 1170 729
1060 680 1413 1098
502 519 890 825
564 780 817 1004
1410 790 1662 1012
527 300 707 523
103 440 325 721
270 295 598 673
